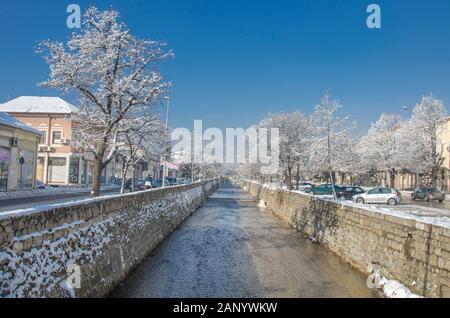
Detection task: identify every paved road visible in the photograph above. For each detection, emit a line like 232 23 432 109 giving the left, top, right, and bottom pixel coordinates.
401 197 450 210
0 188 121 212
110 183 378 298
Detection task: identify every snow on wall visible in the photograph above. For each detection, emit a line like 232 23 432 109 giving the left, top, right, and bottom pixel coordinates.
0 179 220 298
1 218 114 298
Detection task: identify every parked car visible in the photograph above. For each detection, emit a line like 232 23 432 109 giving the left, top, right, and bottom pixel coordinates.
353 187 401 206
35 180 47 189
166 177 177 186
307 184 342 195
144 177 153 189
336 186 365 200
411 188 445 203
152 179 163 188
125 179 145 191
298 182 315 192
176 178 190 185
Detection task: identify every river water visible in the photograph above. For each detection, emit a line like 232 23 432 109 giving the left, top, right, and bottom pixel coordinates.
110 183 378 298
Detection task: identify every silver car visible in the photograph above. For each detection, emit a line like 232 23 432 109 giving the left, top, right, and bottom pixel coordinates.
352 187 401 206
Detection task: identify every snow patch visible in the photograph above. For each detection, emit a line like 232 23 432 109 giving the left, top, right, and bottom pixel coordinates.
258 200 267 209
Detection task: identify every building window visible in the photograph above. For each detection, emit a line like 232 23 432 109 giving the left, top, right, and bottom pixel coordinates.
48 157 67 183
0 163 7 192
52 131 63 144
69 157 80 184
81 159 87 184
0 147 10 192
39 131 47 144
18 149 35 190
36 157 45 182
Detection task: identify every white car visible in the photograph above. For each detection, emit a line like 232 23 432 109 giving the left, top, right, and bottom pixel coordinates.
352 187 401 206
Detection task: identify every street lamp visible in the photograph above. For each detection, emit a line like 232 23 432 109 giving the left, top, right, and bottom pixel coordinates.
162 97 170 187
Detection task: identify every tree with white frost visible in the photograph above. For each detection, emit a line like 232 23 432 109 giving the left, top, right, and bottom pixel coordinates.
258 112 312 190
116 115 164 194
406 94 448 188
310 92 355 196
358 114 403 187
38 7 172 196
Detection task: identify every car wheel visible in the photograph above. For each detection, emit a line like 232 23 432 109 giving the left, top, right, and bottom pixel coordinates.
411 194 416 200
356 198 364 204
388 198 397 206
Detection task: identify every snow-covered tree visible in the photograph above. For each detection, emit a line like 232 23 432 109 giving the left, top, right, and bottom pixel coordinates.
310 92 356 196
334 133 359 185
258 112 312 190
116 114 164 194
38 7 173 196
358 114 403 187
406 94 448 187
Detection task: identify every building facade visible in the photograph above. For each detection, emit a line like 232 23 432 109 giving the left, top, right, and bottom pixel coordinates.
0 112 41 192
0 96 88 187
438 118 450 192
389 117 450 191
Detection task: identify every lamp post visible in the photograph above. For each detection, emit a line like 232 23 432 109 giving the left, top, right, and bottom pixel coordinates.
162 97 170 187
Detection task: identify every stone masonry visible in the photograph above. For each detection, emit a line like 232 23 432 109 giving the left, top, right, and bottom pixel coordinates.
242 181 450 298
0 179 220 298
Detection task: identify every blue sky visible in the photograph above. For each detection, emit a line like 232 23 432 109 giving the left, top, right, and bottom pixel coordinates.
0 0 449 133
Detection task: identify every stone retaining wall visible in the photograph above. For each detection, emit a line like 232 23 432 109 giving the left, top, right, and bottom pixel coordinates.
242 180 450 298
0 179 220 298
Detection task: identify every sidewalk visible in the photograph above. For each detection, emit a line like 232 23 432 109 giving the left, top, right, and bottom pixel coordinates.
0 184 121 201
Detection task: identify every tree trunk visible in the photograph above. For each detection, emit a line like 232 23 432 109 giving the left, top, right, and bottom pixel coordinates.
340 172 345 185
431 167 439 189
120 162 128 195
131 164 136 192
286 169 293 190
389 170 396 188
296 165 300 190
329 169 337 198
92 160 104 197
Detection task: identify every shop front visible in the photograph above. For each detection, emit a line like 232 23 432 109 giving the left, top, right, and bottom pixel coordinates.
0 146 10 192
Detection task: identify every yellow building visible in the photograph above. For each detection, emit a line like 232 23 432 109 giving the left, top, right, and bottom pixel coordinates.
391 117 450 191
0 96 156 187
0 96 84 186
0 112 41 192
439 118 450 192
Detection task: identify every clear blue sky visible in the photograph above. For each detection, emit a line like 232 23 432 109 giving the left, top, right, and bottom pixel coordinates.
0 0 449 133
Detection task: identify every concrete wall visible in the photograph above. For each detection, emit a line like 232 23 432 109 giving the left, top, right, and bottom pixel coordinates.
0 179 220 298
242 181 450 298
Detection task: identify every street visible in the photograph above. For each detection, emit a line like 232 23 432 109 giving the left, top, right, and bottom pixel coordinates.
401 197 450 210
0 188 121 212
110 183 378 298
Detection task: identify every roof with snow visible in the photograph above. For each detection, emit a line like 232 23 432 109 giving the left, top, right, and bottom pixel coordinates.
0 112 41 135
0 96 79 114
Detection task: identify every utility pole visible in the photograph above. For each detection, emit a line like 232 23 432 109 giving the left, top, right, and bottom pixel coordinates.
162 97 170 187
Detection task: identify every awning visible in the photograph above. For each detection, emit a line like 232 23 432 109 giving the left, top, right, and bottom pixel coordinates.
162 161 180 170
